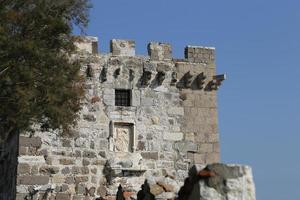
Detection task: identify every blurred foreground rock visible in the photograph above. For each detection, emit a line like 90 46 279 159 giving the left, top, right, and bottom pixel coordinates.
178 163 256 200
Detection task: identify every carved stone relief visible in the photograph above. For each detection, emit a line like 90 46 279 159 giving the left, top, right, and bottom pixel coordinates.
112 123 134 152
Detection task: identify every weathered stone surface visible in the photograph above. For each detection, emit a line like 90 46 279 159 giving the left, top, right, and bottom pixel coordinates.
61 167 70 175
83 150 97 158
97 184 107 197
75 176 89 184
76 183 86 194
113 124 132 152
19 136 42 148
82 159 90 166
59 158 75 165
163 132 183 141
39 166 60 175
65 176 75 184
179 164 256 200
55 193 71 200
111 39 135 56
141 152 159 160
19 156 45 164
18 175 49 185
148 42 172 61
17 163 30 175
16 37 230 198
157 181 174 192
150 184 164 196
83 114 96 122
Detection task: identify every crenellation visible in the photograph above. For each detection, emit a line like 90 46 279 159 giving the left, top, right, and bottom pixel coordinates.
185 45 215 64
148 42 172 61
110 39 135 56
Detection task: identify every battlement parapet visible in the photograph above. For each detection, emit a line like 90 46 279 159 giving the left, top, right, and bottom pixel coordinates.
185 45 215 64
74 36 98 54
148 42 172 61
110 39 136 56
76 36 215 64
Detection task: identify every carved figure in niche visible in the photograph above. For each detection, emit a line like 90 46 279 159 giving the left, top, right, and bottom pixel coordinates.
183 71 193 88
196 72 206 89
156 71 166 85
141 69 152 86
113 124 133 152
100 67 107 82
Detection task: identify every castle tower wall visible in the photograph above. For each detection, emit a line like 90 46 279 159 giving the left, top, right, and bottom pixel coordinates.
16 37 225 200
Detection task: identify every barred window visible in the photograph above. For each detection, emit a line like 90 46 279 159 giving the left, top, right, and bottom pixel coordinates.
115 89 131 106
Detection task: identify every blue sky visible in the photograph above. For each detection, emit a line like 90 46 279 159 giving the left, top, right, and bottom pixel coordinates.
82 0 300 199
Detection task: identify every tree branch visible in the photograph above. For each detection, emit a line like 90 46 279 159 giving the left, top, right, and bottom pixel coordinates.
0 66 10 76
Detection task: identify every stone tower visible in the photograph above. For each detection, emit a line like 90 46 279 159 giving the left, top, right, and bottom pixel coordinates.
16 37 226 199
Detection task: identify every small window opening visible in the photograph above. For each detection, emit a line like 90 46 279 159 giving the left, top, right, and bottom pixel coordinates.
115 89 131 106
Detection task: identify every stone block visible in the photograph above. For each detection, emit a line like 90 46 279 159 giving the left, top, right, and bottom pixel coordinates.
17 163 30 175
103 94 115 106
16 193 27 200
205 152 220 164
83 114 96 122
174 141 198 153
141 152 159 160
75 36 98 54
55 193 71 200
62 139 72 147
75 183 86 194
198 143 213 153
110 39 135 56
52 175 66 184
59 158 75 165
81 167 89 174
185 132 195 142
31 165 39 175
19 146 27 155
193 153 206 164
136 141 146 151
97 184 107 197
61 167 70 175
163 132 183 141
148 42 172 61
19 156 46 165
92 159 106 166
185 45 215 64
208 133 219 143
18 175 49 185
141 97 153 106
75 176 89 184
72 166 81 174
82 159 90 166
83 150 97 158
213 142 220 153
131 89 141 107
91 168 97 174
73 150 81 157
19 136 42 148
167 107 184 116
39 166 60 175
150 184 164 196
65 176 75 184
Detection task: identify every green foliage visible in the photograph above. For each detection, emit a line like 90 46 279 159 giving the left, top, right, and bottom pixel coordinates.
0 0 91 141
